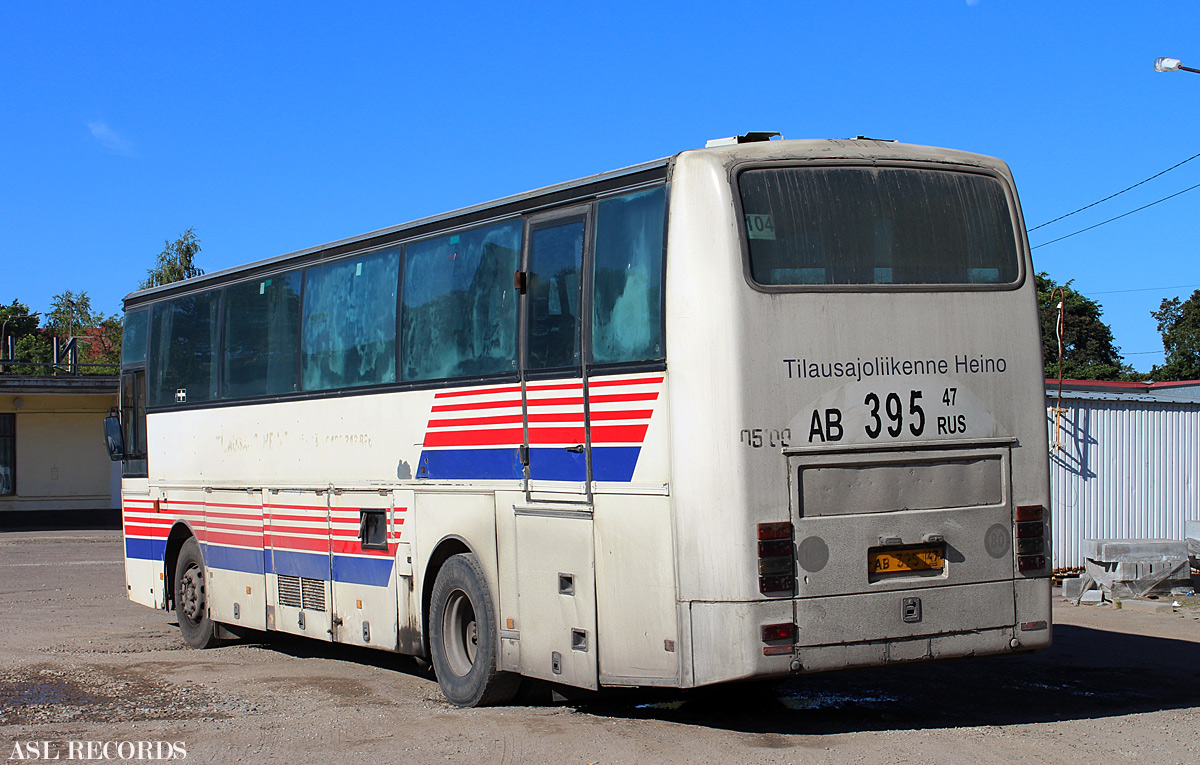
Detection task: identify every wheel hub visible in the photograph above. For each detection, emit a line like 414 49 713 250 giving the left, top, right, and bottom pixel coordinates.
442 589 479 677
180 565 204 622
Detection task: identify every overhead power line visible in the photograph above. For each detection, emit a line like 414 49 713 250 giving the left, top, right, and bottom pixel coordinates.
1031 181 1200 249
1029 150 1200 232
1090 282 1200 295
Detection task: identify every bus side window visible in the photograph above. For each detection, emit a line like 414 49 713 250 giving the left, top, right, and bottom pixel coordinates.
148 291 220 405
591 186 665 365
221 272 302 398
401 220 522 381
301 249 399 391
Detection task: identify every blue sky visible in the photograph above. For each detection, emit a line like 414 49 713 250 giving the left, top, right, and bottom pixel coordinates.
3 1 1198 373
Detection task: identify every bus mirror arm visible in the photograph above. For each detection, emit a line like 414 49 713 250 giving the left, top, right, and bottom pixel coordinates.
103 409 125 462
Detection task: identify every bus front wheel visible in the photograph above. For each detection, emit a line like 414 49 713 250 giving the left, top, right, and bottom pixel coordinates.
429 553 518 707
174 537 220 649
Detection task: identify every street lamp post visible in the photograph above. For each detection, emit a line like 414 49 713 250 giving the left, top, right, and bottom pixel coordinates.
1155 57 1200 74
0 312 41 373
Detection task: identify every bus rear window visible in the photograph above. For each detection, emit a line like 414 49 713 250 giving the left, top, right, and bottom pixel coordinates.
738 167 1019 287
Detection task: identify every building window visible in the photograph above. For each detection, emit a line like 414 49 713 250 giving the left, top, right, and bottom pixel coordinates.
0 413 14 496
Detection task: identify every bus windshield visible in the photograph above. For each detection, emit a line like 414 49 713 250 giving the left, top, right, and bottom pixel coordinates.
739 166 1020 287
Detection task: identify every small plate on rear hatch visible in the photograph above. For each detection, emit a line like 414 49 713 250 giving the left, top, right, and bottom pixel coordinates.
868 545 945 581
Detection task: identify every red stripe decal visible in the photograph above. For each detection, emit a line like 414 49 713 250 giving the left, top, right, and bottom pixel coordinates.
206 530 264 547
330 540 394 556
124 524 169 538
428 413 525 428
524 395 584 407
432 399 522 413
203 509 263 521
587 409 653 421
264 533 330 553
424 428 525 448
588 376 664 388
525 381 584 393
527 427 588 444
587 392 660 404
265 512 328 523
205 519 264 532
591 424 650 443
434 384 523 399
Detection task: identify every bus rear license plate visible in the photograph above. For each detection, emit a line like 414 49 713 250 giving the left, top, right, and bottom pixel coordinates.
869 547 944 575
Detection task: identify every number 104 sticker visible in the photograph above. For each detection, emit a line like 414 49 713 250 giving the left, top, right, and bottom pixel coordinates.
745 213 776 240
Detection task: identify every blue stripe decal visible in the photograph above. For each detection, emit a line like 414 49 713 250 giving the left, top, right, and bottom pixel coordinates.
529 447 587 482
126 537 166 562
332 555 395 587
417 446 642 481
126 539 393 588
270 548 331 580
417 447 523 480
591 446 642 482
204 543 267 575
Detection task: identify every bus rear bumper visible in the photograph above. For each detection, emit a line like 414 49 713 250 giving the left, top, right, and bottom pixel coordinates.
688 578 1051 687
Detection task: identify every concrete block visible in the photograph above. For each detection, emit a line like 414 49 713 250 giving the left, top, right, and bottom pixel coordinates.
1117 598 1176 615
1186 520 1200 543
1062 578 1085 600
1079 590 1104 604
1083 538 1188 561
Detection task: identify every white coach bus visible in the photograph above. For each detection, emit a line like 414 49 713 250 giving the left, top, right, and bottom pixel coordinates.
106 135 1052 706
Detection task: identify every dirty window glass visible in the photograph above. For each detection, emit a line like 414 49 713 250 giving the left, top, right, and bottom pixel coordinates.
222 272 301 398
401 220 521 381
739 167 1019 287
120 371 147 462
591 187 665 364
148 291 220 406
301 249 399 390
121 309 149 366
527 221 583 371
0 414 13 496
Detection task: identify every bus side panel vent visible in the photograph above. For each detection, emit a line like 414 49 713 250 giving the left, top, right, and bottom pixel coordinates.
278 575 302 608
301 577 327 612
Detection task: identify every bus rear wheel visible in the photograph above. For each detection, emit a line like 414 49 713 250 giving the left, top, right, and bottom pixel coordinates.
174 537 221 649
429 553 518 707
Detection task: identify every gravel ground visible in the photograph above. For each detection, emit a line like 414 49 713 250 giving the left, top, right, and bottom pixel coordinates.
2 530 1199 764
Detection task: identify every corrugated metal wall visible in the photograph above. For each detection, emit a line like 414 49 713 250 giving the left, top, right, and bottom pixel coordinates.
1046 393 1200 568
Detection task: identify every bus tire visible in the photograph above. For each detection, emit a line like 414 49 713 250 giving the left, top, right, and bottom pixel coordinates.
429 553 518 707
174 537 220 649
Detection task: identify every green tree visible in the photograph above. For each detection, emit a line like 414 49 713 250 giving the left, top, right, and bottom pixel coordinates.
1149 289 1200 381
46 290 95 342
0 300 52 374
1035 272 1140 381
90 315 123 373
45 290 123 374
141 228 203 289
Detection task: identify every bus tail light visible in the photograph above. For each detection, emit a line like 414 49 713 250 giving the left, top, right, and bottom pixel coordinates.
758 522 793 540
757 522 795 594
761 623 795 642
1014 505 1049 575
1015 505 1044 522
758 539 791 557
1018 554 1047 572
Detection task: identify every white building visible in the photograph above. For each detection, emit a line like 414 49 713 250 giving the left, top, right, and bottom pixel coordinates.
1046 379 1200 568
0 375 119 528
